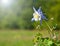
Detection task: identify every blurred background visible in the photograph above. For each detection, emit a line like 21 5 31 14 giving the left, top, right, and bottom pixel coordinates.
0 0 60 46
0 0 60 30
0 0 33 29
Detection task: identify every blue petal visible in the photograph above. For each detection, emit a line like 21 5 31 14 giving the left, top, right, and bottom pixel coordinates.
37 7 42 14
41 14 47 20
31 18 34 22
37 7 47 20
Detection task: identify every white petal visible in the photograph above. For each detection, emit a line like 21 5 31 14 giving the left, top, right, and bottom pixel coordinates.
39 18 41 20
35 19 38 21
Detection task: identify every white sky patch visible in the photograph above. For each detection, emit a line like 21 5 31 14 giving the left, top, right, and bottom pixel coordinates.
1 0 10 5
1 0 9 4
0 0 15 7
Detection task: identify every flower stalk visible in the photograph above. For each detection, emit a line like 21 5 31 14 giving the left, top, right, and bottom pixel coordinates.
44 20 56 39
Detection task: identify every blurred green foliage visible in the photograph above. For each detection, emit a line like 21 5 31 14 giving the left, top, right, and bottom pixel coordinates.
0 0 60 29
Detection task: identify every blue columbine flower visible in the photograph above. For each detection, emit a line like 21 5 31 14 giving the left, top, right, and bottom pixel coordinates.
31 7 47 24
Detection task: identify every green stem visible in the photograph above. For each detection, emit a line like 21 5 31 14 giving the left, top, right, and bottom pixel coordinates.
44 20 54 38
44 20 52 31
